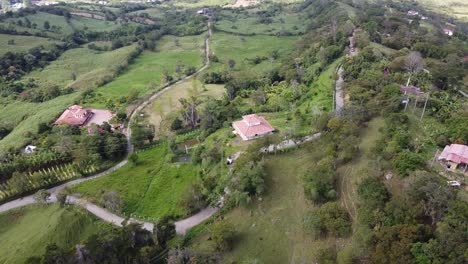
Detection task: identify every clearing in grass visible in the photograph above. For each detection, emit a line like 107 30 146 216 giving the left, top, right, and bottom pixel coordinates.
71 144 200 220
0 204 109 264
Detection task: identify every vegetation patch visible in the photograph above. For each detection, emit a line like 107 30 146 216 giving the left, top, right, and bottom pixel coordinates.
24 44 139 91
0 204 108 264
71 144 200 219
0 34 61 56
84 34 205 109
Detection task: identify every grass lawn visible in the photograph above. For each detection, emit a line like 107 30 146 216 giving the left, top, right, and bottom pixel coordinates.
190 146 334 263
210 32 298 75
144 79 225 138
71 144 200 220
0 204 108 264
86 34 205 108
25 44 138 90
0 34 61 56
0 93 81 153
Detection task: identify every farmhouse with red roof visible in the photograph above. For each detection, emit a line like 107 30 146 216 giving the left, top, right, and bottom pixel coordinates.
54 105 115 127
438 144 468 174
54 105 93 126
232 114 275 141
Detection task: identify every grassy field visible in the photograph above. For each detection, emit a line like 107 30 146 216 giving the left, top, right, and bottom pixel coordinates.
215 9 305 35
86 34 205 108
0 34 61 56
25 44 138 90
0 204 107 264
0 93 81 153
71 144 200 219
298 59 341 114
190 146 335 263
144 79 225 137
210 32 298 75
412 0 468 20
5 12 121 35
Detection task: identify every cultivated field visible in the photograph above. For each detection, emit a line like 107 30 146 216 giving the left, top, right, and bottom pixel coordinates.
0 34 61 56
0 204 107 263
71 144 200 219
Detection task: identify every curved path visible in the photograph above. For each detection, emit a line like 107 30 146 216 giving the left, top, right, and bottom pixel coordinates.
0 23 215 235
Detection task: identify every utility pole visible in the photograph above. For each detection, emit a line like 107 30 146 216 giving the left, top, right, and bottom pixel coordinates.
420 93 429 121
412 94 418 113
431 149 439 168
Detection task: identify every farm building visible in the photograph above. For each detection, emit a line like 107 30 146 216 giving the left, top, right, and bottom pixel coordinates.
54 105 93 126
54 105 114 127
233 114 274 141
438 144 468 174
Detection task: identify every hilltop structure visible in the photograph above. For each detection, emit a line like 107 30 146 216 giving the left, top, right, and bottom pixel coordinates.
233 114 274 141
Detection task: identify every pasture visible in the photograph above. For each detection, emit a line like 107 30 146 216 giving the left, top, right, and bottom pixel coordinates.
144 79 225 138
210 32 298 74
86 34 205 108
4 11 121 36
215 8 306 35
25 44 138 90
71 144 200 220
0 204 107 264
0 34 61 56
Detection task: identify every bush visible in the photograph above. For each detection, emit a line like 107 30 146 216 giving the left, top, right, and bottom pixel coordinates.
392 151 425 176
304 202 351 238
211 221 236 251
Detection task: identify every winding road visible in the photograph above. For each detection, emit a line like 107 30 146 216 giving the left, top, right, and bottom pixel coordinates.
0 22 215 235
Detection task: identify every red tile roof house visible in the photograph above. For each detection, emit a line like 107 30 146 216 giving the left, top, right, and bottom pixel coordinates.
232 114 275 141
438 144 468 174
54 105 94 126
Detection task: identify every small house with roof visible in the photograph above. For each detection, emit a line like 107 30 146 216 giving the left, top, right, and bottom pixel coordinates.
233 114 275 141
438 144 468 174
